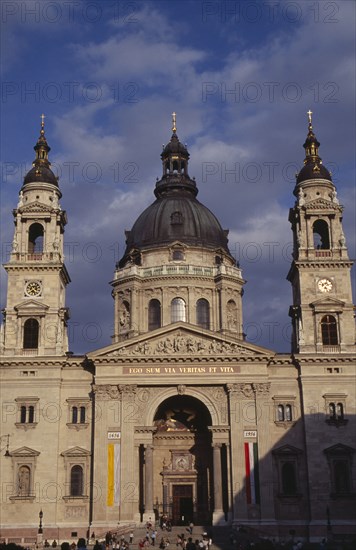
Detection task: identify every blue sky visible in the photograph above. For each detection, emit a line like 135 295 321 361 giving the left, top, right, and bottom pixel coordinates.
1 0 355 353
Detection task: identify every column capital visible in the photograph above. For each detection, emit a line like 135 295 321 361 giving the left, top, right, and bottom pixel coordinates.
252 382 271 396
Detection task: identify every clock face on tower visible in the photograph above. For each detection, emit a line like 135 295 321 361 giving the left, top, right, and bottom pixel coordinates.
25 280 42 297
317 278 333 293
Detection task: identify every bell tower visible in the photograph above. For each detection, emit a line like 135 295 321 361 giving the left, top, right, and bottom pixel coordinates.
287 111 355 353
1 116 70 356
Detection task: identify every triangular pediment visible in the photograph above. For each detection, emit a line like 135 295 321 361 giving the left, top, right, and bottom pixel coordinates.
18 201 53 214
310 297 345 310
304 197 341 211
88 322 275 360
61 446 90 457
11 446 40 457
324 443 355 456
15 300 49 312
272 444 303 456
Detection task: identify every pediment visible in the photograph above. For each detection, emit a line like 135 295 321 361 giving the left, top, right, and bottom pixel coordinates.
15 300 49 312
11 446 40 457
324 443 355 456
88 322 274 360
310 297 345 309
18 201 53 214
304 198 341 211
272 444 303 456
61 446 91 457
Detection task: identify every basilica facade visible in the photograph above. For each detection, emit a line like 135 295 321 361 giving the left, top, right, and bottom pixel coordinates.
0 114 355 544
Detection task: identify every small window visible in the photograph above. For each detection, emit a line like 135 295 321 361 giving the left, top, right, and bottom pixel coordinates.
321 315 338 345
285 405 292 421
172 249 184 261
70 465 84 497
329 403 336 419
281 463 297 495
148 299 161 331
80 406 86 424
276 404 293 422
313 220 330 249
171 211 183 225
72 406 78 424
336 403 344 419
196 299 210 330
23 318 39 349
28 406 35 423
171 298 186 323
20 406 27 424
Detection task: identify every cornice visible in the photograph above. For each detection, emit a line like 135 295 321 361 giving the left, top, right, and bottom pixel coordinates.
93 354 270 365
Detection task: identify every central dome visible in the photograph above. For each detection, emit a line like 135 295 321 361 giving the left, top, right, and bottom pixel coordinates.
119 124 232 267
123 190 229 253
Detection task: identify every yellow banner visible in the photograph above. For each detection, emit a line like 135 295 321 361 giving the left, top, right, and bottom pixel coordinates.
107 443 114 506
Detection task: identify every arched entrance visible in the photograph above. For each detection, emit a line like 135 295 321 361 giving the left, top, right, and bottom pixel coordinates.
145 395 213 525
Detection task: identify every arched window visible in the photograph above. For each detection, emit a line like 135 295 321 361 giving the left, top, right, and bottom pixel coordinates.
281 462 297 495
72 406 78 424
313 220 330 249
171 298 186 323
148 299 161 331
80 406 86 424
277 405 285 421
196 299 210 330
285 404 292 421
28 406 34 423
329 402 336 419
336 403 344 419
28 223 44 254
18 465 31 496
334 460 349 493
20 405 27 424
23 318 39 349
321 315 338 345
70 465 83 497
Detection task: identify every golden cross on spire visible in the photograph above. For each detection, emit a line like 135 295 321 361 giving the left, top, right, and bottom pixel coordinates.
307 109 313 126
172 112 177 133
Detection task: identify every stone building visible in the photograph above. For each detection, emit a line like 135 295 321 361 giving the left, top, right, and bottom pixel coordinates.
0 113 355 543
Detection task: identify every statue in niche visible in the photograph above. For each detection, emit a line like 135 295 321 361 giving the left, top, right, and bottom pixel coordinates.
119 302 130 330
18 466 30 496
226 301 237 331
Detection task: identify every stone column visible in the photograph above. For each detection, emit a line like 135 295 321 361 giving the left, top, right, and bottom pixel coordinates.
144 445 154 520
212 443 224 524
253 383 277 528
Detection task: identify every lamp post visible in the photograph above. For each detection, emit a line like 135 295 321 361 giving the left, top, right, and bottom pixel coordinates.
0 434 10 457
37 509 44 546
326 506 332 538
38 509 43 534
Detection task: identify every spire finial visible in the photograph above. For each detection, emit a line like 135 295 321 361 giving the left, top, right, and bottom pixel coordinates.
172 112 177 133
307 109 313 128
40 113 46 135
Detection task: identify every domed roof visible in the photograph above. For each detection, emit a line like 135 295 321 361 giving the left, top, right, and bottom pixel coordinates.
296 162 332 184
122 192 229 256
24 165 58 186
119 120 231 267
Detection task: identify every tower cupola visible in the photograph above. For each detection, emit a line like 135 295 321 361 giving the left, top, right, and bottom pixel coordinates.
23 114 59 187
155 112 197 198
296 110 332 185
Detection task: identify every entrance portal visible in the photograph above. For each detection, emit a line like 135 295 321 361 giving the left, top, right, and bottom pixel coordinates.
172 485 193 525
151 395 214 525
